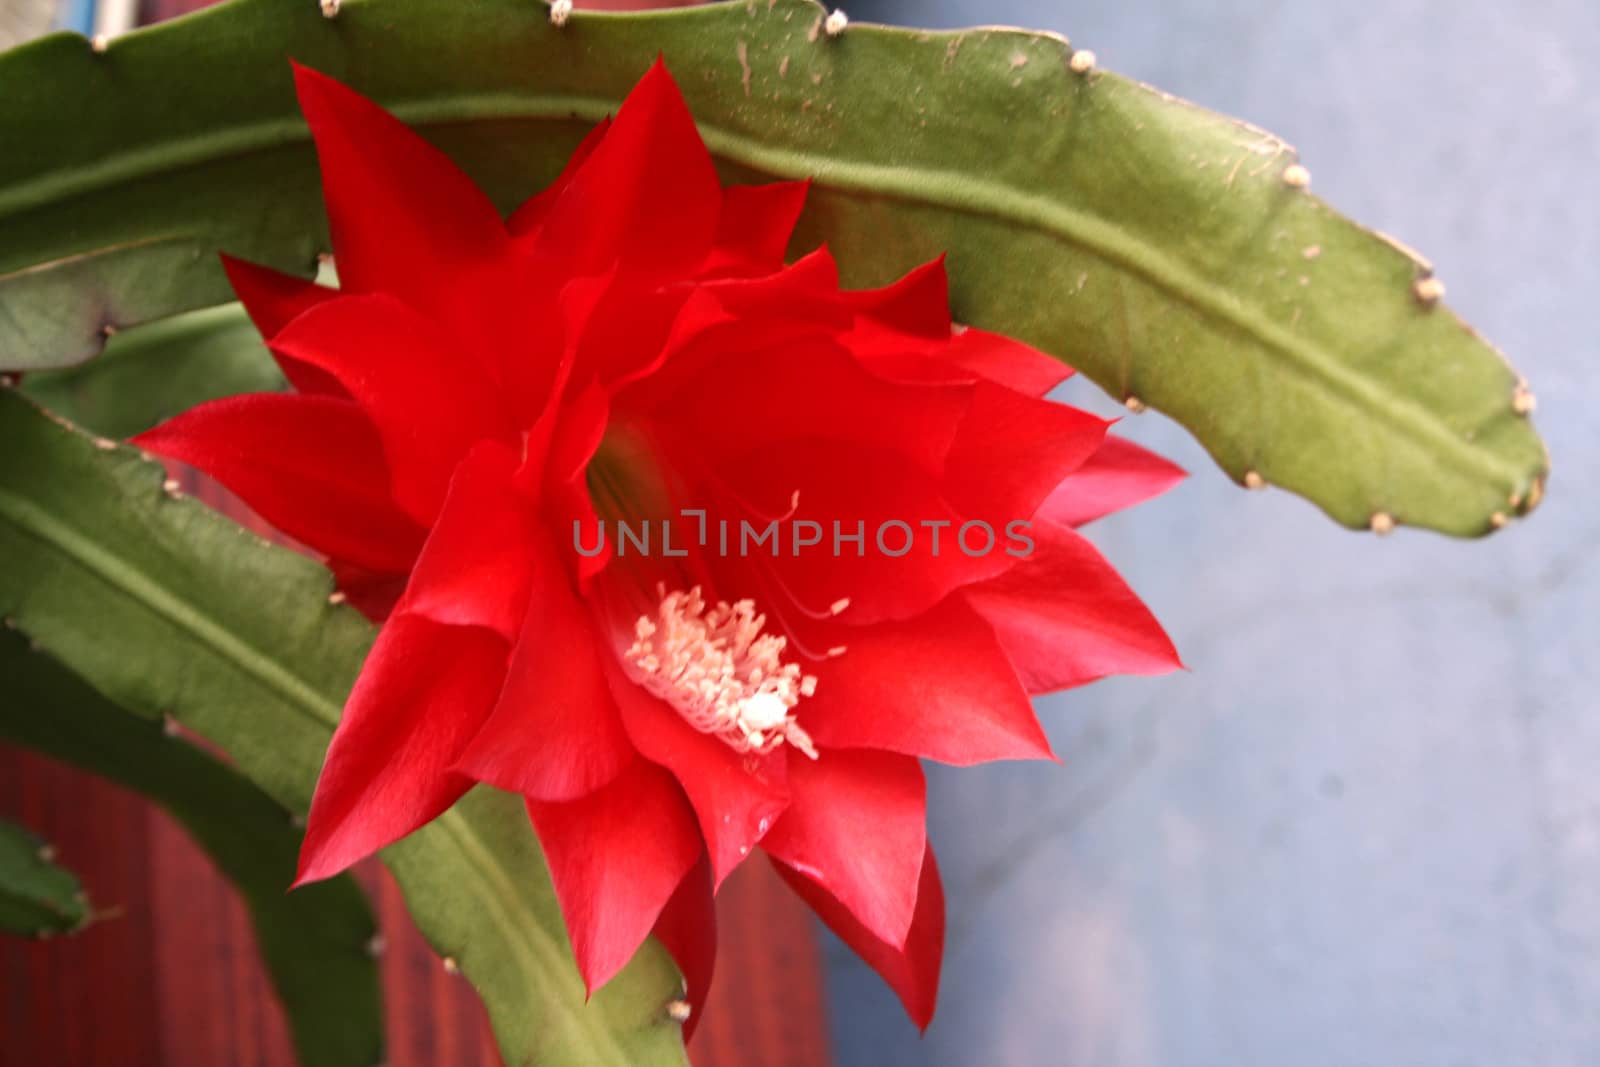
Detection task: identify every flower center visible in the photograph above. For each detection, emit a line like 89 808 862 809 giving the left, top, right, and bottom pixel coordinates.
626 585 820 760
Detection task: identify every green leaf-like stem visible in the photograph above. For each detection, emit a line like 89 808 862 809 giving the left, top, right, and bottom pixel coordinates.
0 0 1546 535
20 303 285 441
0 816 89 937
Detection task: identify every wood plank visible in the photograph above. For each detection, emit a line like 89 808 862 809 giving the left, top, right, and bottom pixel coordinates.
1 748 165 1067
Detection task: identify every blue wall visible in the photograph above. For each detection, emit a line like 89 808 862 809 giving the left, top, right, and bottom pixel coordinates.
828 2 1600 1064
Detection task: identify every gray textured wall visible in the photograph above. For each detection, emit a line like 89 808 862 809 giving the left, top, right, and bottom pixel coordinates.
827 2 1599 1064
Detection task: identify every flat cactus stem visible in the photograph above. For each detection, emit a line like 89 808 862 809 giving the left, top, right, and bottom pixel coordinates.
20 302 285 441
0 817 91 938
0 0 1546 536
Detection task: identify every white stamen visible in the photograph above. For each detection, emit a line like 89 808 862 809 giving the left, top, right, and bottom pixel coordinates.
550 0 573 27
824 9 848 36
627 585 821 759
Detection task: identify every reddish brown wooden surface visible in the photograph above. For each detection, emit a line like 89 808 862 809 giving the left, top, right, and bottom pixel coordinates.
2 744 831 1066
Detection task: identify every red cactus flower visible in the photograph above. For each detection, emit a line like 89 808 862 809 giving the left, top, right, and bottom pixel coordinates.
136 60 1183 1030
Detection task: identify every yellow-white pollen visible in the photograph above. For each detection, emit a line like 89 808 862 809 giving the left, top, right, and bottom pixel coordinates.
627 586 820 759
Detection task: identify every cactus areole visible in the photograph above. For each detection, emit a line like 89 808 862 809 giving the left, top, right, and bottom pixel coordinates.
135 60 1183 1030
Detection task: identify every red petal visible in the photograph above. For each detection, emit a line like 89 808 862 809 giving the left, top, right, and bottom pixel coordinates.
391 443 541 643
527 759 701 994
664 337 970 478
220 254 346 397
295 614 508 883
547 472 611 588
714 439 1009 626
842 257 952 338
507 272 614 450
533 60 721 280
941 381 1109 528
605 651 788 889
292 65 552 395
291 63 508 299
453 534 634 802
134 393 425 573
545 378 610 488
507 118 614 238
761 749 925 949
966 519 1182 693
701 180 810 277
847 327 1072 397
1037 433 1186 527
720 243 840 298
605 268 840 414
687 247 847 339
940 327 1073 396
222 254 334 339
573 277 692 390
531 374 613 589
269 294 517 524
651 854 716 1040
800 596 1053 765
771 843 944 1030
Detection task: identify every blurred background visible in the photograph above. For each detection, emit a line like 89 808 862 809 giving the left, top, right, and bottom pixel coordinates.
832 2 1600 1065
4 1 1595 1066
